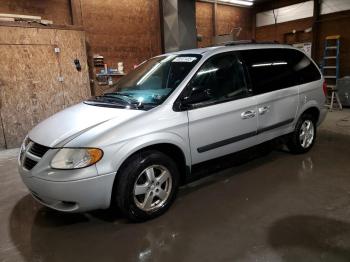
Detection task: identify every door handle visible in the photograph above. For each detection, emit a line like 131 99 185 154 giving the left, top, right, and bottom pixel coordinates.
241 110 256 119
258 106 270 115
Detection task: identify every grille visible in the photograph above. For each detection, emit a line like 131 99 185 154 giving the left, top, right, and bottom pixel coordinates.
29 142 50 157
22 141 51 171
23 157 38 170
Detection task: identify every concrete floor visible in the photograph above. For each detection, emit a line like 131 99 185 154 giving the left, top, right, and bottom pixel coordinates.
1 110 350 262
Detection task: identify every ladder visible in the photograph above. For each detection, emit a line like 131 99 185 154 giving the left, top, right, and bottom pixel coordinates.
322 35 342 110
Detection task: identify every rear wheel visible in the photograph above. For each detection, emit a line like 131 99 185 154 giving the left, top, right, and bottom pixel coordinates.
115 150 179 222
287 114 316 154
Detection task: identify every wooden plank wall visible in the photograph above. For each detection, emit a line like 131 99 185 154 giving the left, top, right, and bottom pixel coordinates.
81 0 162 95
196 2 214 48
0 26 90 148
216 4 252 40
196 2 253 48
0 0 72 25
255 17 314 44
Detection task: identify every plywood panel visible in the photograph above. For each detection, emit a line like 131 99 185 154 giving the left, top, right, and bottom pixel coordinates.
0 120 6 148
0 26 56 45
0 25 90 148
55 30 90 106
0 45 63 148
0 0 71 25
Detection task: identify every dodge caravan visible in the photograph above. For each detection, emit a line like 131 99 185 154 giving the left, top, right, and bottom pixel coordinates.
18 44 327 221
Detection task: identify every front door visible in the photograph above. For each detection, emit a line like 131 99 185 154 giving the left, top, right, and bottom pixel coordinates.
184 52 258 164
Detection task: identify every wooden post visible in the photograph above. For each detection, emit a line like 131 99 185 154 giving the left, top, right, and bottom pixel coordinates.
251 8 256 41
70 0 83 26
311 0 320 59
213 0 217 37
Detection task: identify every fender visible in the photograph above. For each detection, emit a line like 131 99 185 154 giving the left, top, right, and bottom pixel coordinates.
95 131 191 176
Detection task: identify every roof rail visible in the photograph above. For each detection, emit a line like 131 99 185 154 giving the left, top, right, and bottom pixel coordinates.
223 40 280 46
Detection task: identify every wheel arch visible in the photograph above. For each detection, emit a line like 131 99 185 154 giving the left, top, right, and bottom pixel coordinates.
301 106 320 123
297 101 321 124
127 143 189 185
109 137 191 207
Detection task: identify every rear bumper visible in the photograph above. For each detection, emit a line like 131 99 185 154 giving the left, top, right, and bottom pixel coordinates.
318 106 328 126
20 171 116 212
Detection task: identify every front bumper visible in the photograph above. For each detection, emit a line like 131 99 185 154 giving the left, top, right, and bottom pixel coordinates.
19 171 115 212
18 141 117 212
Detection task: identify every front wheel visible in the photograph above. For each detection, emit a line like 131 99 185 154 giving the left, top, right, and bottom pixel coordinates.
114 150 179 222
287 114 317 154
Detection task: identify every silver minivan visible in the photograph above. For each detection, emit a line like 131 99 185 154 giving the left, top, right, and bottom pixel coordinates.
18 44 327 221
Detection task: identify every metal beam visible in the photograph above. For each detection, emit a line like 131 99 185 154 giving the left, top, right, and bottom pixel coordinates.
161 0 197 52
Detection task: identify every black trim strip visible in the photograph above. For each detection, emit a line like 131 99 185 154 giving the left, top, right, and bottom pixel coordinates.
197 118 294 153
257 118 294 134
197 131 256 153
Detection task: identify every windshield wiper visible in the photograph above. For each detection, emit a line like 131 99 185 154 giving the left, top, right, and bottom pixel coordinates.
104 93 145 109
91 94 144 109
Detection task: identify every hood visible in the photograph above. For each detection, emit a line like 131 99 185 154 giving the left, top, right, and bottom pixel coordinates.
28 102 144 147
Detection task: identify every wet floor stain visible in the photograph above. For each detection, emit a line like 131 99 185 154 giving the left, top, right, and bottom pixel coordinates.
1 131 350 262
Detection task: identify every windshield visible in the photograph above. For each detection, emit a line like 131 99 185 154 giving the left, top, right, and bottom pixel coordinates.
86 54 201 110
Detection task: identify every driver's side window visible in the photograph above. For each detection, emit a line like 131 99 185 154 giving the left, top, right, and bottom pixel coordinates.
186 52 248 107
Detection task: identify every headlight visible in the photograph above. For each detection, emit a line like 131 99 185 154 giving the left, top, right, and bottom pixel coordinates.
51 148 103 169
21 136 30 149
20 136 30 161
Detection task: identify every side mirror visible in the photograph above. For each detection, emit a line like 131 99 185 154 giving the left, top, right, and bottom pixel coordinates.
179 86 213 110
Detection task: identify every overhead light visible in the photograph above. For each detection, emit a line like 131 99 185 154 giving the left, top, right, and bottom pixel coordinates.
198 68 219 75
219 0 254 6
252 61 288 67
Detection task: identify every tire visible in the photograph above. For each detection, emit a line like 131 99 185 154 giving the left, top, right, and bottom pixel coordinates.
114 150 179 222
287 113 317 154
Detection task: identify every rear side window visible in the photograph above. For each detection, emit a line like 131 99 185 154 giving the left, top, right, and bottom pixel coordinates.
240 48 321 95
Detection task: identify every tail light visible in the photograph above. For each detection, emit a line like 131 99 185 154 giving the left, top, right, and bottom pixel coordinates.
322 80 327 96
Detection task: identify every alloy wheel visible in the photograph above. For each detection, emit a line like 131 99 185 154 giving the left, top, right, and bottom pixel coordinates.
299 120 315 149
133 165 172 212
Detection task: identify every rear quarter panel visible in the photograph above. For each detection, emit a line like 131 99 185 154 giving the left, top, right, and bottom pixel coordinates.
297 79 327 125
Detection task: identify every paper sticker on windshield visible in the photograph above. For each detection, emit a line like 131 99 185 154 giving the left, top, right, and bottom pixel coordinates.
173 57 197 63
